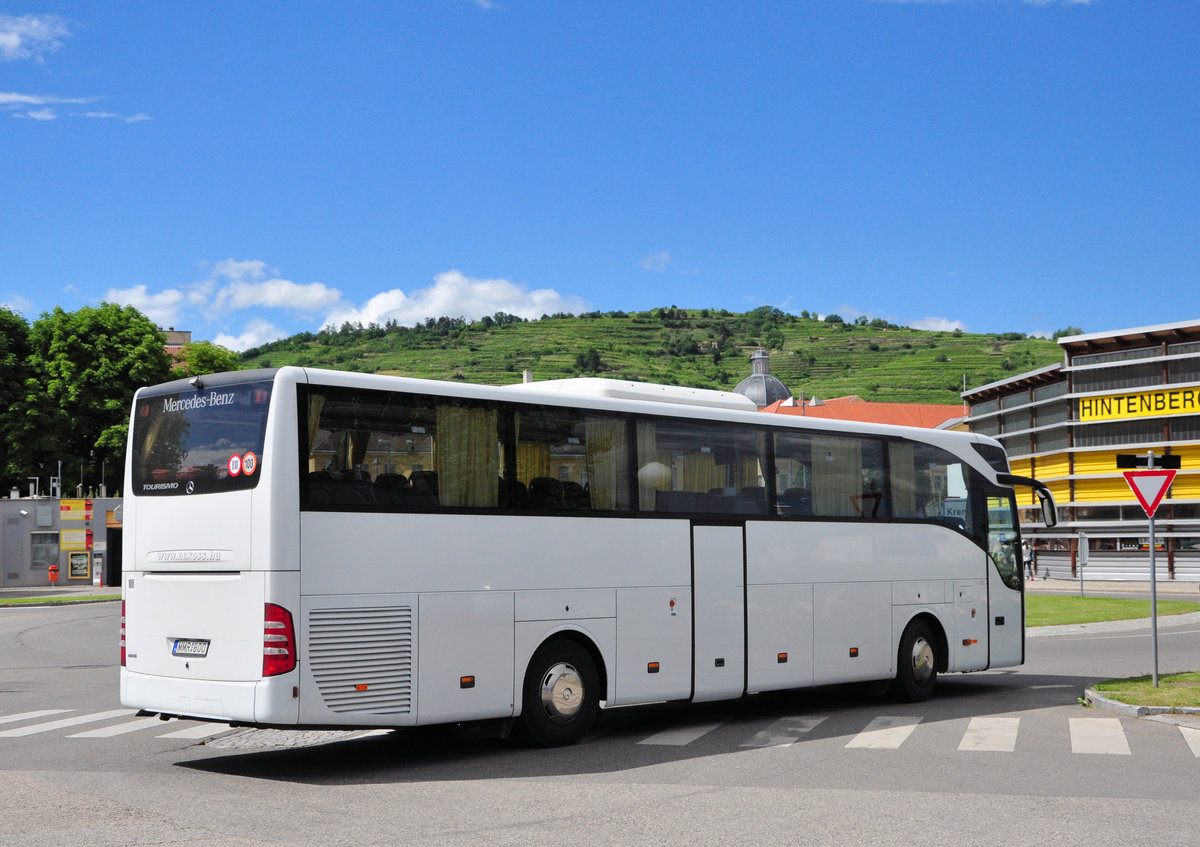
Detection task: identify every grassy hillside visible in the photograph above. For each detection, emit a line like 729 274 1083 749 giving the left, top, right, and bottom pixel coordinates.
240 307 1062 405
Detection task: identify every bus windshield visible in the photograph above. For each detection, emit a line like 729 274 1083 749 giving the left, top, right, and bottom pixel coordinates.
131 379 273 496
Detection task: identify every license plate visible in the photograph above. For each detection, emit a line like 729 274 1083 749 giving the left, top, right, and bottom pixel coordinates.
172 639 210 658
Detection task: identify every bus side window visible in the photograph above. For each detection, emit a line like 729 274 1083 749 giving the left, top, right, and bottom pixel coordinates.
514 407 630 513
892 441 972 532
638 420 766 515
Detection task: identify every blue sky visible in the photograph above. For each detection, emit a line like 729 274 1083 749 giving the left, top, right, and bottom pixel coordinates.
2 1 1197 350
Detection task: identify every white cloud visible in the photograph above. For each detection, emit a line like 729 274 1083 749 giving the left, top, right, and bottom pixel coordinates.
72 110 153 123
640 251 672 272
322 269 591 329
0 16 150 124
214 319 290 352
212 258 272 282
0 13 70 62
910 316 968 332
1 293 35 316
107 261 592 351
3 92 111 122
215 278 344 315
106 284 187 328
17 107 56 121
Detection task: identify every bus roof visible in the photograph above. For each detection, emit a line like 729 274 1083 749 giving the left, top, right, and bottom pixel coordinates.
501 377 759 412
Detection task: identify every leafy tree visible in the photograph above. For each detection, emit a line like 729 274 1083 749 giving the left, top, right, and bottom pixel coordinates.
0 307 32 492
22 303 172 495
1052 326 1084 341
171 340 242 378
574 347 604 373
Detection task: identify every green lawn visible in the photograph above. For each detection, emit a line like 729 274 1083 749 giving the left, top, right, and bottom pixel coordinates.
0 595 120 606
1025 595 1200 627
1091 672 1200 708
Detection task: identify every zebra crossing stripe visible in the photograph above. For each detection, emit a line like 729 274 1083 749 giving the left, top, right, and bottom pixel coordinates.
0 709 135 738
1179 726 1200 757
740 716 828 748
157 722 233 740
68 716 167 738
639 722 723 746
959 717 1020 752
0 709 72 726
845 716 922 749
1070 718 1131 755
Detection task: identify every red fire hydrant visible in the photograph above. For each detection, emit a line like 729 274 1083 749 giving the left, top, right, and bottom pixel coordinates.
48 565 59 585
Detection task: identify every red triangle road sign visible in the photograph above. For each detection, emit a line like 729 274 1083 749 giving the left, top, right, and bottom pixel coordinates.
1123 470 1177 517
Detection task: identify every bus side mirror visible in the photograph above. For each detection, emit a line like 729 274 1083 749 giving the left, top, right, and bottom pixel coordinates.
997 473 1057 529
1036 488 1057 528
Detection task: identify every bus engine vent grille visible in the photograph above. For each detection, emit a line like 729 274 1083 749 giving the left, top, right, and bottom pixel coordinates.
308 606 413 714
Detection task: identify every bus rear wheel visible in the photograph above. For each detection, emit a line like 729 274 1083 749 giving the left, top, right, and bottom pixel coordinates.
891 619 938 702
520 638 599 747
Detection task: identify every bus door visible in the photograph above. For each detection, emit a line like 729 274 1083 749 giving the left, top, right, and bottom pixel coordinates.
985 489 1024 668
691 523 746 703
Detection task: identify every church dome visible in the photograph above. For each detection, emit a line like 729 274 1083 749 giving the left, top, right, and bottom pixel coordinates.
733 349 793 407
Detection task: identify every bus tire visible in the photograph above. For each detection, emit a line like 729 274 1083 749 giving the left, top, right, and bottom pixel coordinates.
519 638 599 747
891 618 938 702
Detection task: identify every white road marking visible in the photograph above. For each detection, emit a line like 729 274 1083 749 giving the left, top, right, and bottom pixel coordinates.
740 716 828 748
0 709 73 726
69 716 166 738
639 722 723 746
845 716 922 749
0 709 135 738
959 716 1020 752
1069 718 1131 755
1178 726 1200 757
157 722 234 740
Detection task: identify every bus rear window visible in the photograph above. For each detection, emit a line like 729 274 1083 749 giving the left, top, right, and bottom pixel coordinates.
132 380 273 496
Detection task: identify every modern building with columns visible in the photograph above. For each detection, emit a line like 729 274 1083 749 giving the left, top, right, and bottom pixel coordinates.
963 319 1200 581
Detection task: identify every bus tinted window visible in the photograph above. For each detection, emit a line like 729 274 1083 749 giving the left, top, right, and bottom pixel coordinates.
638 420 767 514
889 441 972 533
773 431 887 518
304 387 500 509
513 408 631 511
131 380 273 496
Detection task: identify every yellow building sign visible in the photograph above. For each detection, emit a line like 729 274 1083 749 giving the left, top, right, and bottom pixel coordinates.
1078 387 1200 422
59 499 93 521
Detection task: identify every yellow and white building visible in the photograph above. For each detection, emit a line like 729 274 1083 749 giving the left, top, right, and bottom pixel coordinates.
964 319 1200 581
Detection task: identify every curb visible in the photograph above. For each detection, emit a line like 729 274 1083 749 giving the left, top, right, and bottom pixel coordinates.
1083 688 1200 721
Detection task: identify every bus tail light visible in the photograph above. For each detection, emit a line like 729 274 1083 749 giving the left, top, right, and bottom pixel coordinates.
120 601 126 666
263 603 297 677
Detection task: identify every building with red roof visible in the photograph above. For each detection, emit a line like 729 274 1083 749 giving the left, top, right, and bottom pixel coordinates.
761 395 966 430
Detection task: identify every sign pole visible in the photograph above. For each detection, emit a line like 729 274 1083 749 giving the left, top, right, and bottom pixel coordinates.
1077 532 1087 598
1147 451 1159 688
1119 451 1178 689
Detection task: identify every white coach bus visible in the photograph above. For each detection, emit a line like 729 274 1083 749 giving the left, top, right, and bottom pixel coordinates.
120 367 1055 746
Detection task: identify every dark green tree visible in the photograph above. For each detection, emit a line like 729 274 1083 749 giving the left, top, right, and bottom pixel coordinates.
171 340 242 379
22 303 173 495
574 347 604 373
0 307 32 493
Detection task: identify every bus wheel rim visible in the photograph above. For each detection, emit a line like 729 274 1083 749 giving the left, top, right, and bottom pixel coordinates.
540 662 584 723
910 637 934 685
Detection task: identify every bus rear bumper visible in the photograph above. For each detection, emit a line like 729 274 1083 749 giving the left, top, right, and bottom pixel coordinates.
121 669 296 725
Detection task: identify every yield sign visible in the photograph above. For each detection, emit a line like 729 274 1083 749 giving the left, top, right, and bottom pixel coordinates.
1123 470 1177 517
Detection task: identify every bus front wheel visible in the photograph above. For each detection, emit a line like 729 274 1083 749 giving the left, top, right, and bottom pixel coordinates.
520 638 599 747
891 619 938 702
